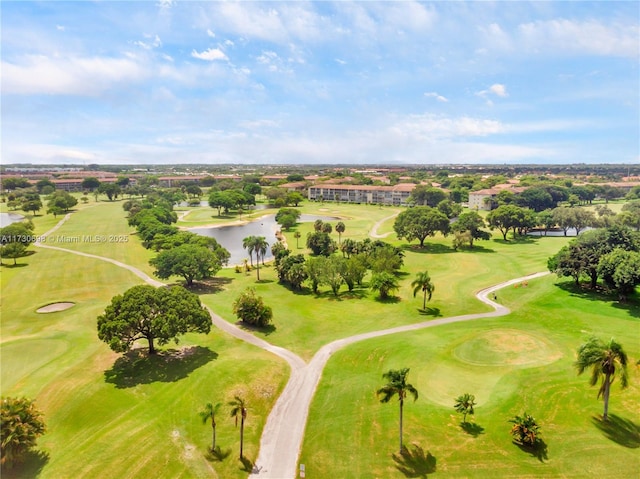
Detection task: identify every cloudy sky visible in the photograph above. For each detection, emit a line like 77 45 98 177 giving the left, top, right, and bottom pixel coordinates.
2 1 638 165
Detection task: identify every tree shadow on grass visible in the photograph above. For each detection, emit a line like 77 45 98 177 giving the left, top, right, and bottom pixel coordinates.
513 439 548 462
0 450 49 478
188 277 233 295
104 346 218 388
236 321 276 336
455 245 496 254
0 262 29 268
392 443 436 478
374 295 400 304
555 281 640 318
418 307 442 317
239 456 259 473
460 421 484 437
205 446 232 462
400 243 454 255
592 414 640 448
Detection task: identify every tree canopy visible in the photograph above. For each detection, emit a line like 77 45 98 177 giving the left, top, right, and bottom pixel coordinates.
150 244 223 286
393 206 450 247
1 397 46 468
97 285 211 354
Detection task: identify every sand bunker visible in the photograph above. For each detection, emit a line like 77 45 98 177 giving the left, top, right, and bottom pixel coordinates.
36 302 75 313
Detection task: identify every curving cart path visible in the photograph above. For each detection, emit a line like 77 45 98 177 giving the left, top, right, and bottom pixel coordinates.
35 215 548 479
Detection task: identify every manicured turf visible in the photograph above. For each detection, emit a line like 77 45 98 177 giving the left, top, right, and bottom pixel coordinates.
36 199 157 275
299 274 640 478
1 206 288 479
202 219 573 360
2 199 639 478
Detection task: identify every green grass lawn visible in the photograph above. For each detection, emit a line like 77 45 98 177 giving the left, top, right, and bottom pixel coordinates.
1 205 288 479
202 229 572 360
299 274 640 478
2 199 639 478
33 199 157 275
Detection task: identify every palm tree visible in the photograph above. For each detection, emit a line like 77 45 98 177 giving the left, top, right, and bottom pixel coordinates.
229 396 248 459
370 272 399 300
293 231 301 249
411 271 435 310
454 393 476 423
575 336 629 421
250 236 268 280
255 235 269 265
199 402 221 451
377 368 419 453
242 236 256 267
1 397 46 468
509 412 541 446
335 221 346 243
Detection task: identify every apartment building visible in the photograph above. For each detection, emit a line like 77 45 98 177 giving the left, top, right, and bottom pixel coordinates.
307 183 416 205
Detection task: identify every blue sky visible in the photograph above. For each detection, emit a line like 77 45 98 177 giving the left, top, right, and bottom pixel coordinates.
2 1 638 165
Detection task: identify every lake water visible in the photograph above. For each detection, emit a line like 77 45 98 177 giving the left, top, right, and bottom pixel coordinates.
527 227 591 237
0 212 25 227
190 214 337 266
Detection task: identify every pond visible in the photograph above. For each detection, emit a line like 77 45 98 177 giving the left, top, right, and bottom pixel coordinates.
0 212 25 227
190 214 338 266
527 227 592 237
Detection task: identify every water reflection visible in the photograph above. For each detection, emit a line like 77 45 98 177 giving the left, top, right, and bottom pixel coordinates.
190 214 337 266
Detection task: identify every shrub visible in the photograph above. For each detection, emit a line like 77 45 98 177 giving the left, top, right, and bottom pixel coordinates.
233 288 273 327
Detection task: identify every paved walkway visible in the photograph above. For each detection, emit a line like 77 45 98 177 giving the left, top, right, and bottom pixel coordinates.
36 214 548 479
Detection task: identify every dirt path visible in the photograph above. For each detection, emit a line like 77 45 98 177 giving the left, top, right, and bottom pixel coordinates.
36 215 549 479
249 271 548 478
369 211 400 238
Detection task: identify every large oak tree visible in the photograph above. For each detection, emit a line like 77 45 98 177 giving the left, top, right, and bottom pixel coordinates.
97 285 211 355
393 206 450 247
150 244 223 286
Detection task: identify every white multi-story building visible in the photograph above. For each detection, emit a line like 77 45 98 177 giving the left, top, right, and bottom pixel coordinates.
307 183 416 206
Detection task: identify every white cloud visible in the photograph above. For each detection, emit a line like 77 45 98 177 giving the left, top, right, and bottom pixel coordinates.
134 34 162 50
489 84 508 97
191 47 228 61
335 58 347 65
391 114 505 139
424 92 449 102
478 22 513 52
1 55 147 95
156 0 174 12
476 84 508 105
238 119 280 130
256 50 291 73
518 19 639 58
207 29 216 38
56 25 65 31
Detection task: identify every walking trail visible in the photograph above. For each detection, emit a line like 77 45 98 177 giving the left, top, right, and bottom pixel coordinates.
35 214 548 479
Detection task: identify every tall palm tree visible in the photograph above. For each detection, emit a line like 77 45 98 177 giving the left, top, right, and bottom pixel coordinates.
335 221 346 244
199 402 221 451
242 236 256 267
293 231 301 249
377 368 419 453
229 396 248 459
454 393 476 423
575 336 629 421
253 236 269 281
411 271 435 310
